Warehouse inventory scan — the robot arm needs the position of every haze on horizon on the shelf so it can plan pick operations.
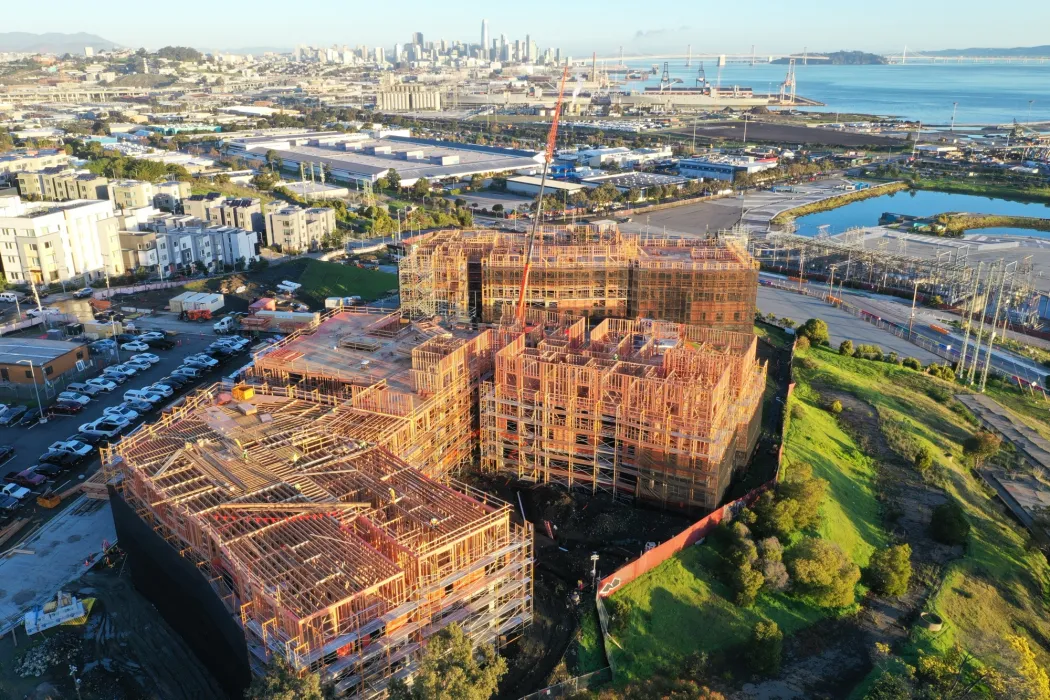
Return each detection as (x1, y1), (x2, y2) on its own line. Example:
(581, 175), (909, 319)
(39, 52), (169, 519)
(6, 0), (1050, 56)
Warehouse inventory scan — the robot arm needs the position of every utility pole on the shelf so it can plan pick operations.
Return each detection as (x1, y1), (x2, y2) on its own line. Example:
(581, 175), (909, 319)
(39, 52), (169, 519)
(979, 262), (1012, 392)
(908, 278), (920, 337)
(957, 262), (982, 374)
(967, 262), (997, 383)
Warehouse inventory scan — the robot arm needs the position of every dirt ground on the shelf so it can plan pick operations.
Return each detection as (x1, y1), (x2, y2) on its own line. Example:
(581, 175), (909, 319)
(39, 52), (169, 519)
(463, 474), (695, 698)
(0, 557), (225, 700)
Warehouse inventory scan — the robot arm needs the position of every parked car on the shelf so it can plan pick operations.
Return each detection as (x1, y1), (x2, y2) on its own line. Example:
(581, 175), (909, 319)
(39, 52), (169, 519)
(147, 384), (173, 398)
(31, 463), (64, 479)
(0, 445), (14, 463)
(49, 401), (85, 416)
(26, 306), (61, 318)
(78, 419), (126, 440)
(139, 331), (166, 341)
(124, 358), (153, 372)
(5, 468), (46, 488)
(1, 481), (31, 500)
(130, 353), (160, 365)
(108, 365), (138, 379)
(90, 339), (117, 353)
(171, 366), (203, 380)
(0, 405), (27, 426)
(185, 355), (219, 369)
(71, 432), (107, 447)
(145, 337), (176, 350)
(101, 368), (129, 383)
(86, 377), (118, 392)
(16, 409), (39, 427)
(66, 382), (104, 397)
(0, 494), (19, 512)
(57, 391), (92, 406)
(124, 399), (154, 413)
(158, 375), (189, 389)
(207, 344), (237, 357)
(38, 450), (82, 468)
(48, 439), (93, 458)
(103, 403), (140, 422)
(124, 389), (163, 404)
(121, 341), (150, 352)
(73, 287), (95, 299)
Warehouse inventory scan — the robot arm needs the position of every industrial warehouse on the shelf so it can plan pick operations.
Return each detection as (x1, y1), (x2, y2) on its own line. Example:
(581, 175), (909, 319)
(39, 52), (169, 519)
(101, 225), (768, 697)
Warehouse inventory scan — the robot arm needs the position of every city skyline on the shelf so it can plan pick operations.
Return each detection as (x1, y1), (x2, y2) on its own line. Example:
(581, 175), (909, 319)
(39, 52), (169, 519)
(5, 0), (1050, 56)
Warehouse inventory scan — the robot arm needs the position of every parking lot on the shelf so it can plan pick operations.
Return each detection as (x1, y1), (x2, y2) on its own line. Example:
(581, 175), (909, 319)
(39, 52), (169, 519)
(0, 330), (249, 529)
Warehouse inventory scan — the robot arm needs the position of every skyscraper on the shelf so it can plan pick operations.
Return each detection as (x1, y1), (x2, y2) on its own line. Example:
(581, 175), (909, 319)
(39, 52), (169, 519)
(412, 32), (424, 46)
(481, 19), (490, 59)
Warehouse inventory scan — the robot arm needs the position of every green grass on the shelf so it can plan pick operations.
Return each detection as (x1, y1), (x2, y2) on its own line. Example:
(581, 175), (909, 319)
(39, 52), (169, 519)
(796, 347), (1050, 671)
(574, 605), (606, 675)
(292, 259), (397, 306)
(607, 546), (826, 681)
(911, 176), (1050, 204)
(753, 322), (794, 350)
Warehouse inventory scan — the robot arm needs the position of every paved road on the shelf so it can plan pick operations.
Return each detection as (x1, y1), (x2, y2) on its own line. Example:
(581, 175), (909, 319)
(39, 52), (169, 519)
(956, 394), (1050, 477)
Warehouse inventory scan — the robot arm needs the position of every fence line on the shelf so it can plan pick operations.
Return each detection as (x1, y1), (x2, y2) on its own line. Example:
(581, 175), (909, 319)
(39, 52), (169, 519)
(516, 668), (613, 700)
(94, 280), (183, 299)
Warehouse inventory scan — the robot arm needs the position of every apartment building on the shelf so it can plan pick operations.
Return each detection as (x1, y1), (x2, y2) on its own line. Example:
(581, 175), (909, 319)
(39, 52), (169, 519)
(215, 197), (264, 233)
(15, 168), (109, 202)
(108, 180), (156, 209)
(153, 180), (193, 212)
(137, 213), (260, 273)
(263, 204), (336, 251)
(0, 149), (71, 179)
(183, 192), (225, 221)
(0, 197), (123, 284)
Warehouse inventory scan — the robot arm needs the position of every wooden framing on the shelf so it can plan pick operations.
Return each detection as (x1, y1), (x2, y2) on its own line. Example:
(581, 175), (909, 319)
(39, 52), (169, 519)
(105, 385), (533, 698)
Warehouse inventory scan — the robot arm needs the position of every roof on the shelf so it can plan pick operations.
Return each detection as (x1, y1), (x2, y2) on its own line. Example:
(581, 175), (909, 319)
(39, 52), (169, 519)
(580, 172), (687, 188)
(0, 338), (86, 365)
(506, 175), (585, 192)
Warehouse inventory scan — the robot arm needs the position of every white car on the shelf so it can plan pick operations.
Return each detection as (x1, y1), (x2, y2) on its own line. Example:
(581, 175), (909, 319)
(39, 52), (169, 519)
(113, 364), (139, 377)
(138, 331), (165, 341)
(148, 383), (173, 398)
(103, 403), (140, 422)
(48, 440), (93, 458)
(78, 418), (127, 438)
(121, 341), (150, 352)
(131, 353), (160, 365)
(172, 366), (203, 379)
(124, 388), (163, 404)
(185, 354), (218, 368)
(65, 382), (103, 397)
(86, 377), (118, 392)
(56, 391), (91, 406)
(1, 483), (30, 500)
(26, 306), (61, 318)
(101, 368), (129, 383)
(124, 358), (153, 372)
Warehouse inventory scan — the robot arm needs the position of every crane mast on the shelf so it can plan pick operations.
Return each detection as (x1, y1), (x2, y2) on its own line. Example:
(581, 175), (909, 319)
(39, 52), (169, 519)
(515, 65), (570, 323)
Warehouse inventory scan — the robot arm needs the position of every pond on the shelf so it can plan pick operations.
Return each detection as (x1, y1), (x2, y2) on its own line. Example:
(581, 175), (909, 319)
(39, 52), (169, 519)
(794, 189), (1050, 239)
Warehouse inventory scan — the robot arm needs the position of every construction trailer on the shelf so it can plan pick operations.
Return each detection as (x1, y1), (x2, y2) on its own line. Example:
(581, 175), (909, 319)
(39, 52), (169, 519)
(249, 307), (506, 479)
(398, 226), (759, 334)
(103, 383), (532, 698)
(169, 292), (225, 314)
(480, 312), (766, 510)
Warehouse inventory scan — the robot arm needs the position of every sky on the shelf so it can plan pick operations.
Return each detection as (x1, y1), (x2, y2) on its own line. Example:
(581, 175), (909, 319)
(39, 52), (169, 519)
(7, 0), (1050, 55)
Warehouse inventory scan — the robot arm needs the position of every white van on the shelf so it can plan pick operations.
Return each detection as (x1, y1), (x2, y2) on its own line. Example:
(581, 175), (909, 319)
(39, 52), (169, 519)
(0, 292), (24, 303)
(213, 316), (238, 334)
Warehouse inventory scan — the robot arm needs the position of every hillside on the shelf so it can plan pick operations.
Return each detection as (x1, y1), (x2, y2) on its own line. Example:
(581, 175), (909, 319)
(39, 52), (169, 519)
(774, 51), (887, 65)
(0, 31), (119, 54)
(923, 45), (1050, 57)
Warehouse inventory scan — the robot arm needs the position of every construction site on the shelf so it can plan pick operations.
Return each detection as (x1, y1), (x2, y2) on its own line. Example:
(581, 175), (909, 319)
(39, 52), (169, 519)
(481, 313), (766, 510)
(102, 383), (533, 698)
(398, 226), (759, 334)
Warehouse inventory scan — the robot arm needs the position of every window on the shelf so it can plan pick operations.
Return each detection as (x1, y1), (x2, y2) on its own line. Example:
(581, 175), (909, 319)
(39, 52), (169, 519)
(45, 365), (54, 376)
(24, 369), (32, 378)
(76, 351), (84, 360)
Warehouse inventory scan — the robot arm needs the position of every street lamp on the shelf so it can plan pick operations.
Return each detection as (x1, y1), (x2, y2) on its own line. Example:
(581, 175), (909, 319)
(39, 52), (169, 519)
(16, 359), (47, 424)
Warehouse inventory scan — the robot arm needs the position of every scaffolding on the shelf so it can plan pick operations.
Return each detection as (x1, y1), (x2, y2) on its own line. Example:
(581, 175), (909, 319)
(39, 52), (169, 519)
(104, 384), (532, 698)
(399, 227), (759, 334)
(480, 312), (766, 510)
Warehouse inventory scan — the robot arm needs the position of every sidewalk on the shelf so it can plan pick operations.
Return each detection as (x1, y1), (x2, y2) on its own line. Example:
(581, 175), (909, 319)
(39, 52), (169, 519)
(956, 394), (1050, 477)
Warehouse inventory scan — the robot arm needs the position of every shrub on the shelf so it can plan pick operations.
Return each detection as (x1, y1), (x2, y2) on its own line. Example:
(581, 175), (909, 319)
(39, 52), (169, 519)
(926, 363), (955, 381)
(758, 559), (790, 593)
(855, 344), (885, 361)
(778, 463), (828, 531)
(914, 446), (934, 474)
(750, 621), (783, 676)
(963, 431), (1001, 465)
(839, 339), (854, 356)
(829, 400), (843, 414)
(798, 318), (830, 346)
(795, 335), (811, 351)
(902, 357), (922, 370)
(757, 537), (783, 562)
(752, 491), (799, 539)
(865, 671), (912, 700)
(867, 544), (912, 597)
(930, 500), (970, 546)
(731, 563), (765, 607)
(786, 537), (861, 607)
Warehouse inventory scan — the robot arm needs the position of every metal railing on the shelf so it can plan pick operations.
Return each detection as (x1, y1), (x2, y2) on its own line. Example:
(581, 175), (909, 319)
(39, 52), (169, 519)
(516, 668), (613, 700)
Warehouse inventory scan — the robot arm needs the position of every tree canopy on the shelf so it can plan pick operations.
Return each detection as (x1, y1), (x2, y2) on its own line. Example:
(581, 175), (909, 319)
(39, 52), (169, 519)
(387, 624), (506, 700)
(244, 657), (323, 700)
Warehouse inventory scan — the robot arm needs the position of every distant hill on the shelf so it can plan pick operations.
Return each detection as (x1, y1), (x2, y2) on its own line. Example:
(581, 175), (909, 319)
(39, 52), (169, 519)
(0, 31), (119, 55)
(922, 45), (1050, 57)
(774, 51), (887, 65)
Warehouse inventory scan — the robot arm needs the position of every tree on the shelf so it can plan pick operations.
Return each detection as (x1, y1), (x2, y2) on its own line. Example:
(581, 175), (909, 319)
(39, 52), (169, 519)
(470, 173), (485, 190)
(963, 431), (1000, 466)
(777, 463), (828, 531)
(624, 187), (642, 203)
(867, 544), (912, 597)
(798, 318), (830, 346)
(387, 624), (506, 700)
(915, 646), (1006, 699)
(929, 500), (970, 546)
(752, 490), (800, 540)
(194, 260), (208, 274)
(386, 168), (401, 190)
(750, 621), (783, 676)
(786, 537), (861, 607)
(244, 657), (323, 700)
(839, 339), (854, 356)
(914, 445), (934, 475)
(902, 357), (922, 370)
(731, 563), (764, 607)
(864, 671), (913, 700)
(830, 400), (843, 414)
(412, 177), (431, 197)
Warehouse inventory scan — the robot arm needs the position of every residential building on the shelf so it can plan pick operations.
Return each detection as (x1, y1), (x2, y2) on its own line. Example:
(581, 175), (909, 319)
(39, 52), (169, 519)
(139, 213), (260, 273)
(263, 204), (336, 251)
(152, 180), (193, 213)
(119, 229), (160, 272)
(16, 168), (112, 203)
(0, 149), (71, 179)
(183, 192), (225, 221)
(214, 197), (264, 233)
(108, 180), (156, 209)
(0, 197), (123, 284)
